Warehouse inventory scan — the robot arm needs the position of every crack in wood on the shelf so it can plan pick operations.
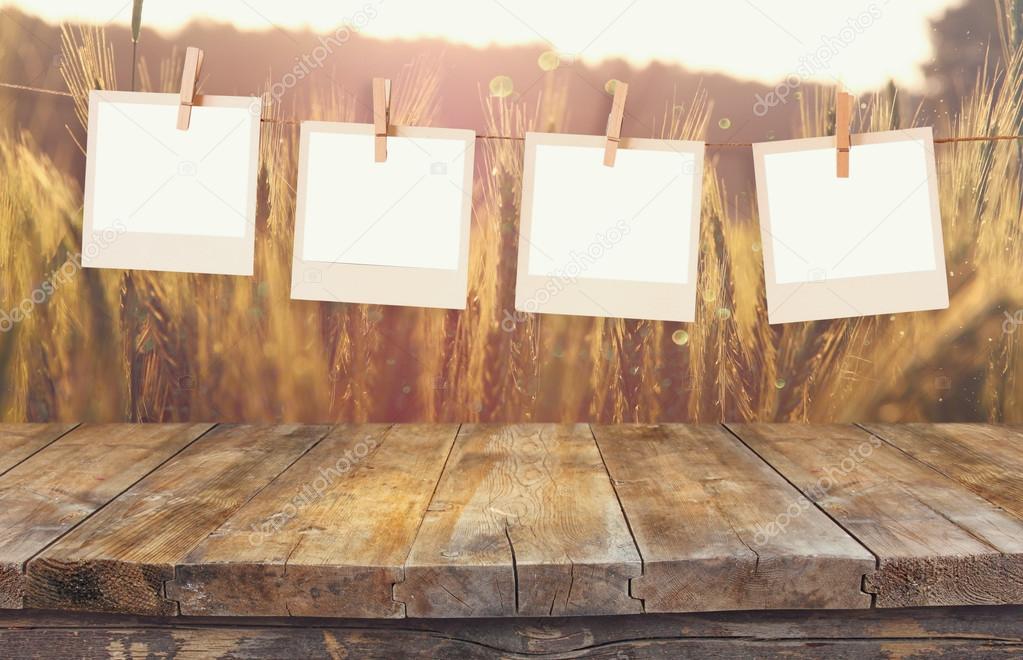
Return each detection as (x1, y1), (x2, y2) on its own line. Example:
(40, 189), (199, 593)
(590, 424), (647, 614)
(504, 522), (519, 614)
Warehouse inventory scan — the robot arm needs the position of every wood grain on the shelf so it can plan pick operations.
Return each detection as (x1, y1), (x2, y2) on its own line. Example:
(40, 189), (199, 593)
(169, 424), (457, 618)
(862, 424), (1023, 520)
(24, 424), (329, 615)
(593, 425), (873, 612)
(731, 423), (1023, 608)
(0, 424), (76, 475)
(3, 423), (1022, 620)
(395, 424), (642, 617)
(0, 424), (208, 609)
(1, 607), (1021, 659)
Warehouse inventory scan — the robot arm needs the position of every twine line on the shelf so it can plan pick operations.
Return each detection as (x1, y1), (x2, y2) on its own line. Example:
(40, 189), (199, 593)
(3, 81), (1022, 147)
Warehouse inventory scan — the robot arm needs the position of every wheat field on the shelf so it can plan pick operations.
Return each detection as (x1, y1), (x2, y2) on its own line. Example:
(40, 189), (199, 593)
(0, 17), (1021, 424)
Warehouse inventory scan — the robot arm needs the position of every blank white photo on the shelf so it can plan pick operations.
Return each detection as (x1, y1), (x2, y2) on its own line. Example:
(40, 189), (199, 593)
(83, 90), (261, 275)
(291, 122), (475, 310)
(516, 133), (704, 322)
(300, 133), (466, 270)
(753, 127), (948, 324)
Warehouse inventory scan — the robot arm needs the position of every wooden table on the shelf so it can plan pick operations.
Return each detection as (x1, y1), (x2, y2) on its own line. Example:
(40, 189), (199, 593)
(1, 423), (1021, 658)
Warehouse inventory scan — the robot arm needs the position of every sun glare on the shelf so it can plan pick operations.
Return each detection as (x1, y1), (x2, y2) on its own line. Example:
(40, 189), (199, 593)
(2, 0), (964, 90)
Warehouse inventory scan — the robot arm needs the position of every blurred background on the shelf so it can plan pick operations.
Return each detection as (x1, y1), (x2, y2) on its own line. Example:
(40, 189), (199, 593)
(0, 0), (1021, 423)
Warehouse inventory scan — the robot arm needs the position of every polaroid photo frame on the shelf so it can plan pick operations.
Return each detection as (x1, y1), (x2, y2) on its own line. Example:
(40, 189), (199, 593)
(516, 132), (705, 322)
(82, 90), (261, 275)
(753, 127), (948, 324)
(291, 121), (475, 310)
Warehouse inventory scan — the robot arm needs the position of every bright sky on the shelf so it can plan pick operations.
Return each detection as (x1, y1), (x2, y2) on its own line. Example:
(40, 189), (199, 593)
(3, 0), (964, 90)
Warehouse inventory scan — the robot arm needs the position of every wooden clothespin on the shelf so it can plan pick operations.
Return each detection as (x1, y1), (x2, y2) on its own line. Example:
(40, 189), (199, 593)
(176, 47), (204, 131)
(603, 81), (629, 167)
(836, 90), (853, 178)
(373, 78), (391, 162)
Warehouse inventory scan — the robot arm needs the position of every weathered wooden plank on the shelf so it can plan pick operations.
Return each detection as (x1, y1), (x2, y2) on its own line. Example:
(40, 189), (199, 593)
(395, 424), (642, 617)
(731, 423), (1023, 608)
(862, 424), (1023, 521)
(0, 424), (209, 609)
(168, 424), (457, 618)
(24, 424), (329, 615)
(5, 626), (1021, 659)
(1, 607), (1022, 659)
(0, 423), (77, 474)
(593, 425), (873, 612)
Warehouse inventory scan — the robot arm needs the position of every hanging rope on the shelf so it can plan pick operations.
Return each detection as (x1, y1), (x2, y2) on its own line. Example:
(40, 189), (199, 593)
(3, 81), (1022, 147)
